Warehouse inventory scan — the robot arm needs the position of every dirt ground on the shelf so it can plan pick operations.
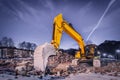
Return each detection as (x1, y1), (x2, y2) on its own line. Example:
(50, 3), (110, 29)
(0, 73), (119, 80)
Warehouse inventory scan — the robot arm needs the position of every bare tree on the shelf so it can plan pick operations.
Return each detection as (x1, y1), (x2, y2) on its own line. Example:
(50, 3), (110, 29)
(26, 42), (31, 50)
(8, 38), (14, 47)
(18, 41), (37, 50)
(31, 43), (37, 50)
(19, 41), (26, 49)
(1, 37), (8, 47)
(0, 37), (14, 47)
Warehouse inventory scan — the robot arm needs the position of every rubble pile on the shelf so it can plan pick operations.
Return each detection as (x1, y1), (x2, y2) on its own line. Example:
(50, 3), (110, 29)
(47, 50), (120, 77)
(48, 50), (74, 66)
(15, 59), (33, 76)
(0, 59), (15, 73)
(92, 62), (120, 77)
(47, 50), (90, 76)
(0, 58), (33, 75)
(0, 49), (120, 78)
(47, 51), (74, 68)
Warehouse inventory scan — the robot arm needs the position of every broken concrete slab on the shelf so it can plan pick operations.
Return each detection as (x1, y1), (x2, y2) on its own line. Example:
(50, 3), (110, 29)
(34, 43), (56, 72)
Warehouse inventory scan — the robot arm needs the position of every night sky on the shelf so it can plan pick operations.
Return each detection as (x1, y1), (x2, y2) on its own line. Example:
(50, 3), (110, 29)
(0, 0), (120, 49)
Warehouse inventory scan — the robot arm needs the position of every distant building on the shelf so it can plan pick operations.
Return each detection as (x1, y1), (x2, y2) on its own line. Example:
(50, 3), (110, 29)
(0, 47), (34, 58)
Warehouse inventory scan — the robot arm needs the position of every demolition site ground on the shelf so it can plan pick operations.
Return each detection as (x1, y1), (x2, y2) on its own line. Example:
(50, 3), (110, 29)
(0, 49), (120, 80)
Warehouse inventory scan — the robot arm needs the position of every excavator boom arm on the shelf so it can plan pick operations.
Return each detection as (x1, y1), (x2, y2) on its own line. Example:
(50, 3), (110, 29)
(51, 14), (85, 57)
(51, 14), (64, 49)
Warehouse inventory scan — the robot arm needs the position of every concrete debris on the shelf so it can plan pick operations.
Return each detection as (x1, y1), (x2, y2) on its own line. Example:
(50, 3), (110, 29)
(0, 58), (33, 76)
(0, 48), (120, 78)
(92, 62), (120, 76)
(47, 50), (120, 77)
(34, 43), (56, 72)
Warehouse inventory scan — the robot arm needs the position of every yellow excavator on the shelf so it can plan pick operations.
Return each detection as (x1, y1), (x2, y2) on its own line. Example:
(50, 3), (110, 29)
(51, 13), (97, 60)
(34, 13), (99, 72)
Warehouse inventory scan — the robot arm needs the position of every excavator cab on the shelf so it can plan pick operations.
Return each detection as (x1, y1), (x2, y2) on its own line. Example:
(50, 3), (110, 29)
(85, 44), (97, 59)
(75, 44), (98, 59)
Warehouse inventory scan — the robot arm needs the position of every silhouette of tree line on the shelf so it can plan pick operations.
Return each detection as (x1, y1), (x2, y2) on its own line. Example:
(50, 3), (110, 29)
(0, 37), (37, 50)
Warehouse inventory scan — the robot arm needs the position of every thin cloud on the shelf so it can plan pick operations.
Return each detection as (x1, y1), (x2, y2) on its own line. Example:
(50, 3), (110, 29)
(0, 0), (120, 49)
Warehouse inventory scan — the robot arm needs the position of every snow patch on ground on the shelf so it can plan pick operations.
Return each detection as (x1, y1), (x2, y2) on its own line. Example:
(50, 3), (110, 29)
(0, 73), (119, 80)
(65, 73), (120, 80)
(0, 74), (39, 80)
